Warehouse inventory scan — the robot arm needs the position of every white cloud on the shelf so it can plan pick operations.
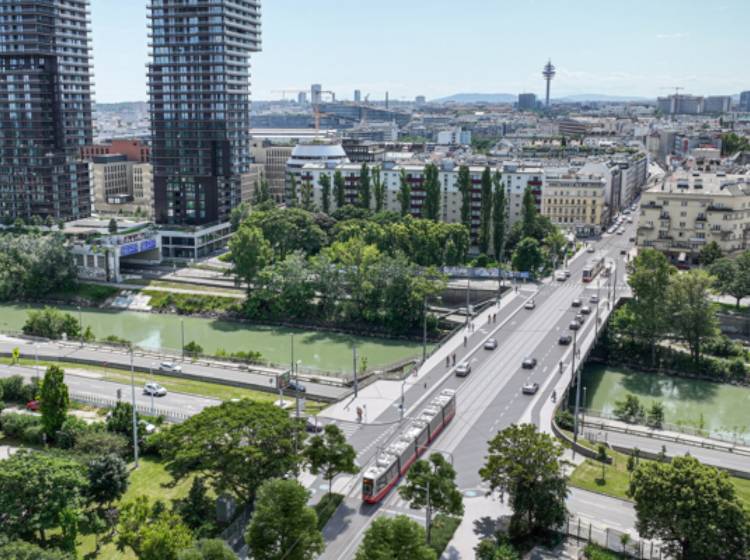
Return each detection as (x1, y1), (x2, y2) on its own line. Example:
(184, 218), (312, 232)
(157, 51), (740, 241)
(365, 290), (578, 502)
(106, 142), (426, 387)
(656, 32), (688, 40)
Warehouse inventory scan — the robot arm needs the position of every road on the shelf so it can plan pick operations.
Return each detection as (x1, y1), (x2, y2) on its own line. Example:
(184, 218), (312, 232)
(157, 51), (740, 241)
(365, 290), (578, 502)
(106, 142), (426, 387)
(317, 218), (639, 559)
(0, 336), (348, 401)
(0, 364), (218, 417)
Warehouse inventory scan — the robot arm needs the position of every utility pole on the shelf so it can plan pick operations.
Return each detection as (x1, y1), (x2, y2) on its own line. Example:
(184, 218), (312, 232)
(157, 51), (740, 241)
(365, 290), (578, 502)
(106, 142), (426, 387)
(572, 328), (581, 459)
(465, 278), (471, 328)
(180, 318), (185, 361)
(130, 349), (139, 468)
(352, 344), (358, 398)
(400, 380), (406, 421)
(78, 306), (83, 347)
(295, 359), (302, 420)
(422, 294), (428, 364)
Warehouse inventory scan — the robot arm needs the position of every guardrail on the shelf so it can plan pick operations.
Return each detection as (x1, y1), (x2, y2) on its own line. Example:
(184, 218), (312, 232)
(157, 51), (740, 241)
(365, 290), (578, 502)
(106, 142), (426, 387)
(70, 391), (190, 424)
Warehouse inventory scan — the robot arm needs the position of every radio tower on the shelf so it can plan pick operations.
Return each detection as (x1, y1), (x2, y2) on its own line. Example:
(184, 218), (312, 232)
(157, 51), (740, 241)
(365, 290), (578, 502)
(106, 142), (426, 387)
(543, 59), (556, 108)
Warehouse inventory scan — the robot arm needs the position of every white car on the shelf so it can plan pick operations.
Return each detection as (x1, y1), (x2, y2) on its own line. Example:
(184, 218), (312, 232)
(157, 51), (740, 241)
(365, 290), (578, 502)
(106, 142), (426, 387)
(484, 338), (498, 350)
(159, 361), (182, 373)
(455, 362), (472, 377)
(524, 299), (536, 309)
(586, 245), (595, 253)
(522, 382), (540, 395)
(143, 382), (167, 397)
(555, 272), (566, 282)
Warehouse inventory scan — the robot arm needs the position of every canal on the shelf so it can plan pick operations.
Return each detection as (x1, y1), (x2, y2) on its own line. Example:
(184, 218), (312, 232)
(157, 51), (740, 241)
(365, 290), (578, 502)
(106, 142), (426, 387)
(580, 363), (750, 444)
(0, 303), (427, 374)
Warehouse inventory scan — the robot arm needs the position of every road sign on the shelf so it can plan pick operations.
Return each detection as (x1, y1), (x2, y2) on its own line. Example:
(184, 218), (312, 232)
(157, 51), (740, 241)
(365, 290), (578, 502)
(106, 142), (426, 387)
(275, 369), (291, 390)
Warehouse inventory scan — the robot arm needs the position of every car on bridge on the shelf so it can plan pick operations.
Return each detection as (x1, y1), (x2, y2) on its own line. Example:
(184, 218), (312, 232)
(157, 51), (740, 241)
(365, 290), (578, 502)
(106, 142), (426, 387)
(287, 379), (306, 393)
(581, 305), (592, 315)
(524, 299), (536, 309)
(569, 320), (581, 331)
(572, 298), (582, 307)
(575, 312), (585, 324)
(483, 338), (498, 350)
(590, 295), (600, 304)
(522, 357), (537, 369)
(143, 382), (167, 397)
(522, 382), (539, 395)
(558, 334), (572, 345)
(159, 361), (182, 373)
(455, 362), (472, 377)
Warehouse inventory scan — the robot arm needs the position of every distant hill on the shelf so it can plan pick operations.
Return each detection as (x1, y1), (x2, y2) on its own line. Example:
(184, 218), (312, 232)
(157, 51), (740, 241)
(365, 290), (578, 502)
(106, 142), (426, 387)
(554, 94), (653, 103)
(432, 93), (517, 104)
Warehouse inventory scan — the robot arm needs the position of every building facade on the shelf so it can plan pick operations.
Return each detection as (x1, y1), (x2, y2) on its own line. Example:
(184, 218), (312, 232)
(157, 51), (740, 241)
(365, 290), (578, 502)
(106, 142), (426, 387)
(638, 172), (750, 265)
(82, 139), (151, 163)
(91, 156), (154, 218)
(0, 0), (94, 222)
(541, 172), (607, 236)
(147, 0), (261, 225)
(740, 91), (750, 112)
(517, 93), (537, 111)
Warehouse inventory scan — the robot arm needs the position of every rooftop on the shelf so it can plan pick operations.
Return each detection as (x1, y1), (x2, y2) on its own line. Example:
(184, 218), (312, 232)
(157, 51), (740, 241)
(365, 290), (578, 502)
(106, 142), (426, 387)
(649, 171), (750, 196)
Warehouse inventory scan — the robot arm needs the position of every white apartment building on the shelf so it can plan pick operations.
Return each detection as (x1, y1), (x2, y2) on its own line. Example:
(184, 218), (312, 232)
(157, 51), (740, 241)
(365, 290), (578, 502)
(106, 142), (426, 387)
(638, 171), (750, 266)
(541, 172), (608, 236)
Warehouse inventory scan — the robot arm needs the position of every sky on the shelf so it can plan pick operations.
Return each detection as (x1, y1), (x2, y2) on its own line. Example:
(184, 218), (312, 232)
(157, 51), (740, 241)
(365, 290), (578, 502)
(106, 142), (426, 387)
(91, 0), (750, 103)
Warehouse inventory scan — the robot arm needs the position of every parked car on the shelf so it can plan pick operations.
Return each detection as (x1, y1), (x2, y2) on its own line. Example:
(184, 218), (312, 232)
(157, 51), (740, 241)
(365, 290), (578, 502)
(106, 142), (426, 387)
(455, 362), (472, 377)
(287, 379), (306, 393)
(522, 383), (540, 395)
(484, 338), (498, 350)
(25, 400), (40, 412)
(620, 249), (627, 255)
(617, 228), (625, 235)
(569, 321), (581, 331)
(524, 299), (536, 309)
(143, 382), (167, 397)
(159, 361), (182, 373)
(558, 334), (572, 345)
(522, 357), (537, 369)
(581, 305), (592, 315)
(572, 298), (582, 308)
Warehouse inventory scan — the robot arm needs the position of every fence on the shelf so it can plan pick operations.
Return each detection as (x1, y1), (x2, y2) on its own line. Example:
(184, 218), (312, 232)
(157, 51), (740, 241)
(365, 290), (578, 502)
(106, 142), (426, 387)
(564, 515), (666, 559)
(70, 391), (190, 424)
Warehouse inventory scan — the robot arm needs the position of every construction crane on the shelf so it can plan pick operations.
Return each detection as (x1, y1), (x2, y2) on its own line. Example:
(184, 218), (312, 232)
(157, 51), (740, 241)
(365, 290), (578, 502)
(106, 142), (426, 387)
(313, 91), (336, 130)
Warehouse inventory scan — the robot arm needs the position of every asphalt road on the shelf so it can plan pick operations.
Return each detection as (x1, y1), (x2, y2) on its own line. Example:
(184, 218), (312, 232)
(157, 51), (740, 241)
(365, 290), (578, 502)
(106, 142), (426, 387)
(318, 219), (640, 560)
(0, 337), (348, 401)
(0, 364), (218, 417)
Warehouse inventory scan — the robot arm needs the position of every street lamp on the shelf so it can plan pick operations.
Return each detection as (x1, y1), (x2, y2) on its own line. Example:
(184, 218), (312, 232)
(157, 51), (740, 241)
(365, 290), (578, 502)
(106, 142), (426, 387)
(295, 359), (302, 420)
(149, 362), (156, 415)
(465, 278), (471, 328)
(421, 295), (428, 364)
(77, 306), (83, 347)
(180, 319), (185, 361)
(352, 343), (358, 398)
(129, 349), (140, 468)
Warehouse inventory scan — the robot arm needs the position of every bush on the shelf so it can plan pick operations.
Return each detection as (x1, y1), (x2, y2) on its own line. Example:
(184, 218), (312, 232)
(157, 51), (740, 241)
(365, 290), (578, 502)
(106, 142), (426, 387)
(73, 430), (129, 459)
(613, 395), (645, 424)
(555, 409), (575, 431)
(22, 307), (80, 340)
(0, 413), (41, 439)
(56, 416), (96, 449)
(0, 375), (26, 402)
(584, 543), (625, 559)
(22, 424), (45, 445)
(314, 493), (343, 530)
(183, 341), (204, 355)
(101, 334), (132, 348)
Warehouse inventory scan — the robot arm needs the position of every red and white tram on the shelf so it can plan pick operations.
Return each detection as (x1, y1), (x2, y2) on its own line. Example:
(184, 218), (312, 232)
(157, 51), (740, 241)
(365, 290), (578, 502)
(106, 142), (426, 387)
(361, 389), (456, 504)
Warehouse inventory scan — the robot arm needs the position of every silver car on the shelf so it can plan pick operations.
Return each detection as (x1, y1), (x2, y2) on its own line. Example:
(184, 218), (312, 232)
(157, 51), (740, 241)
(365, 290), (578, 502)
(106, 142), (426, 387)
(159, 361), (182, 373)
(143, 382), (167, 397)
(455, 362), (472, 377)
(484, 338), (498, 350)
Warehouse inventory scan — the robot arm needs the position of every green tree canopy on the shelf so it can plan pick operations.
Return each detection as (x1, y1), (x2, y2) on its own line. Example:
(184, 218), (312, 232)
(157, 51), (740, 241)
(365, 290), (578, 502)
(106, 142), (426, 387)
(304, 423), (358, 495)
(0, 451), (87, 543)
(245, 479), (324, 560)
(398, 169), (412, 217)
(319, 173), (332, 214)
(39, 364), (69, 437)
(698, 240), (722, 266)
(177, 539), (238, 560)
(511, 237), (544, 276)
(0, 540), (73, 560)
(116, 496), (194, 560)
(629, 455), (750, 560)
(492, 172), (507, 261)
(478, 167), (493, 254)
(157, 400), (303, 504)
(479, 424), (568, 538)
(358, 163), (371, 209)
(667, 268), (719, 363)
(422, 163), (441, 221)
(457, 165), (472, 228)
(228, 224), (272, 288)
(354, 515), (436, 560)
(87, 453), (129, 510)
(333, 169), (346, 209)
(710, 253), (750, 309)
(22, 307), (80, 340)
(372, 166), (385, 212)
(244, 207), (327, 261)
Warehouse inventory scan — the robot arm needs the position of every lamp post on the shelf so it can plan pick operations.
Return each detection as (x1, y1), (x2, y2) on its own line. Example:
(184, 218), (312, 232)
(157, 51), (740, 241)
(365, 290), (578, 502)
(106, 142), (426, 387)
(572, 328), (582, 458)
(422, 295), (428, 364)
(180, 319), (185, 361)
(465, 278), (471, 328)
(77, 306), (83, 347)
(130, 349), (139, 468)
(352, 344), (358, 398)
(295, 359), (302, 420)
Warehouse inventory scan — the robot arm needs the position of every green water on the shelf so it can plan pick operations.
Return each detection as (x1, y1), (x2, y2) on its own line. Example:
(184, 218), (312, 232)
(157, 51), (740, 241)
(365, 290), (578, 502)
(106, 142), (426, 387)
(0, 303), (426, 374)
(580, 364), (750, 443)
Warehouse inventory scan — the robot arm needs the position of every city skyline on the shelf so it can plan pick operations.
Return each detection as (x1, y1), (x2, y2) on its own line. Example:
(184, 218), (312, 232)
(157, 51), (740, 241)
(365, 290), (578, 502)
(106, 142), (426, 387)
(92, 0), (750, 103)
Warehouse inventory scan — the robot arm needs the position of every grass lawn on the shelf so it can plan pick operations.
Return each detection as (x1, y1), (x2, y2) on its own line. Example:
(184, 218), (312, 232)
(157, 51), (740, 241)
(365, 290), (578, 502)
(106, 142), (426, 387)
(125, 278), (244, 297)
(568, 444), (750, 512)
(77, 457), (195, 559)
(4, 357), (327, 415)
(583, 543), (626, 559)
(430, 514), (462, 557)
(49, 283), (121, 305)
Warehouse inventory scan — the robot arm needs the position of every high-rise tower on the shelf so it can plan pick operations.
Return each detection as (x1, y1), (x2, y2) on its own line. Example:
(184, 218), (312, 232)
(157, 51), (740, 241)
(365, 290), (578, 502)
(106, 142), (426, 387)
(0, 0), (94, 222)
(543, 59), (556, 108)
(148, 0), (262, 225)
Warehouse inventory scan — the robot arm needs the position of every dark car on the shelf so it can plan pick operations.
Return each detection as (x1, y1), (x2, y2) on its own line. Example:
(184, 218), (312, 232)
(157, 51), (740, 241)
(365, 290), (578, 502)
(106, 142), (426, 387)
(484, 338), (498, 350)
(25, 400), (40, 412)
(305, 417), (324, 433)
(558, 334), (572, 345)
(522, 357), (537, 369)
(581, 305), (592, 315)
(287, 380), (306, 393)
(572, 298), (582, 308)
(569, 321), (581, 331)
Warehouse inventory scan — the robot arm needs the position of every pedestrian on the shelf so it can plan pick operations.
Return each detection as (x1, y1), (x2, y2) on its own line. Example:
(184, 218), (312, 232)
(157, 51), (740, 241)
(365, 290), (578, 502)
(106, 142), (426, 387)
(493, 313), (496, 323)
(452, 353), (456, 365)
(487, 315), (491, 324)
(463, 336), (467, 347)
(423, 382), (427, 390)
(445, 356), (450, 367)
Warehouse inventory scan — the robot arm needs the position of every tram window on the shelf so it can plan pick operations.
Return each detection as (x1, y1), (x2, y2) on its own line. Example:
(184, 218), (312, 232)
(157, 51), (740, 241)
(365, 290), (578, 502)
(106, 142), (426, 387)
(363, 478), (374, 496)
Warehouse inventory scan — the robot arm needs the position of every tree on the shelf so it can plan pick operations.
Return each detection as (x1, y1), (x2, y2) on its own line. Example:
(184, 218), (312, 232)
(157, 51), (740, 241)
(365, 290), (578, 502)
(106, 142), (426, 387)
(492, 173), (507, 261)
(245, 479), (324, 560)
(301, 180), (315, 212)
(288, 173), (298, 207)
(106, 401), (142, 450)
(629, 455), (750, 560)
(699, 240), (722, 266)
(117, 496), (194, 560)
(157, 400), (303, 504)
(87, 453), (129, 510)
(372, 166), (385, 212)
(625, 248), (674, 365)
(511, 237), (543, 276)
(457, 165), (472, 229)
(229, 224), (272, 289)
(646, 401), (665, 429)
(358, 163), (371, 209)
(667, 269), (719, 363)
(422, 163), (441, 221)
(354, 515), (436, 560)
(613, 394), (645, 423)
(178, 539), (238, 560)
(596, 444), (608, 482)
(304, 424), (358, 495)
(108, 218), (118, 234)
(478, 167), (493, 254)
(399, 453), (464, 544)
(720, 132), (750, 156)
(245, 207), (327, 261)
(521, 186), (538, 238)
(544, 229), (567, 269)
(476, 538), (519, 560)
(0, 451), (87, 543)
(253, 175), (271, 205)
(479, 424), (568, 538)
(174, 477), (216, 537)
(22, 307), (80, 340)
(710, 253), (750, 309)
(333, 169), (346, 209)
(0, 541), (73, 559)
(39, 364), (69, 438)
(398, 169), (412, 217)
(319, 173), (332, 214)
(229, 201), (251, 231)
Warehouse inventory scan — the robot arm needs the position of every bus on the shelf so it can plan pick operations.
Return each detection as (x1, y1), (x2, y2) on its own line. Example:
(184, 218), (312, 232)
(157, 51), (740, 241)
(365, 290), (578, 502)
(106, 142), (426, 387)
(582, 257), (605, 283)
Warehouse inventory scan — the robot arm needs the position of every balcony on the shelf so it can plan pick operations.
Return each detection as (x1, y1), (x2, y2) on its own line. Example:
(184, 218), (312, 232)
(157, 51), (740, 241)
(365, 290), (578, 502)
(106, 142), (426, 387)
(707, 205), (732, 213)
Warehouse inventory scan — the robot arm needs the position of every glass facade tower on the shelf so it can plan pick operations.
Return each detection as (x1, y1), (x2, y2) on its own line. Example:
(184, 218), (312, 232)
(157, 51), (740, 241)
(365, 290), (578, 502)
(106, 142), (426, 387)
(148, 0), (261, 225)
(0, 0), (93, 222)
